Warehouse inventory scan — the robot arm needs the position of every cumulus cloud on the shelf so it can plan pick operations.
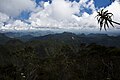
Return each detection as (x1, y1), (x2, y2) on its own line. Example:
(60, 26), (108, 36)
(94, 0), (120, 31)
(0, 12), (9, 22)
(29, 0), (99, 31)
(0, 0), (120, 33)
(1, 20), (30, 31)
(51, 0), (80, 20)
(0, 12), (9, 27)
(79, 0), (95, 12)
(0, 0), (36, 17)
(105, 1), (120, 28)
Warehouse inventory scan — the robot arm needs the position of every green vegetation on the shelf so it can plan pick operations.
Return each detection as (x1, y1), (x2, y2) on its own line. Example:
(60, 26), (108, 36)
(0, 38), (120, 80)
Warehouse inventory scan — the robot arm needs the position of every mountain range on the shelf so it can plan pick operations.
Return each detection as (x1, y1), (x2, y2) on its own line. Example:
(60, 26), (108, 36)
(0, 32), (120, 47)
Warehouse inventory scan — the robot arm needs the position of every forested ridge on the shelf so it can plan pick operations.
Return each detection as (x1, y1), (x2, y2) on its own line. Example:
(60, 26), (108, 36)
(0, 32), (120, 80)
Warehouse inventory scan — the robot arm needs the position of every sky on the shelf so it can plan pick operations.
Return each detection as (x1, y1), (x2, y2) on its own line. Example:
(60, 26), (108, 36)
(0, 0), (120, 33)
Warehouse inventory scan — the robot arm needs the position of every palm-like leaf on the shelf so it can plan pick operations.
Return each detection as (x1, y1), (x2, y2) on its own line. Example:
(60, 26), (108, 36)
(96, 9), (120, 30)
(96, 9), (114, 30)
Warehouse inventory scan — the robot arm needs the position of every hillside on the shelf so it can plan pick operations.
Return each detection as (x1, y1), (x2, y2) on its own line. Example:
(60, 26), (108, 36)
(0, 32), (120, 47)
(29, 32), (120, 47)
(0, 33), (11, 45)
(0, 33), (120, 80)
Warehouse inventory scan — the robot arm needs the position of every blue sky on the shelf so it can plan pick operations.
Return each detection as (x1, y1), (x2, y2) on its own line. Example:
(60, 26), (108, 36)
(19, 0), (113, 20)
(35, 0), (112, 6)
(0, 0), (119, 33)
(94, 0), (112, 8)
(35, 0), (113, 8)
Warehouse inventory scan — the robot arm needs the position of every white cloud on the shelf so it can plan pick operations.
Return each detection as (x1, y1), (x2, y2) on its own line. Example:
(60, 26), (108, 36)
(0, 12), (9, 22)
(105, 1), (120, 24)
(1, 20), (30, 31)
(0, 0), (120, 33)
(98, 0), (120, 30)
(51, 0), (80, 20)
(79, 0), (95, 12)
(0, 0), (36, 17)
(0, 12), (9, 28)
(29, 0), (98, 31)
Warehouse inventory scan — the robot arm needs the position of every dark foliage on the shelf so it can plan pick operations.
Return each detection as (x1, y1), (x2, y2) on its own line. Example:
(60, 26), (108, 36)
(0, 36), (120, 80)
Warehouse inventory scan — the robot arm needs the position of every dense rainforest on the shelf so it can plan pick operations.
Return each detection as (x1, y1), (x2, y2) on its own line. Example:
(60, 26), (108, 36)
(0, 32), (120, 80)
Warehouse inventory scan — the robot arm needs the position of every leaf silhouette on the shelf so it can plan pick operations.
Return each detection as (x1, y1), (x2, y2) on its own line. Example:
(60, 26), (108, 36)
(96, 9), (120, 30)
